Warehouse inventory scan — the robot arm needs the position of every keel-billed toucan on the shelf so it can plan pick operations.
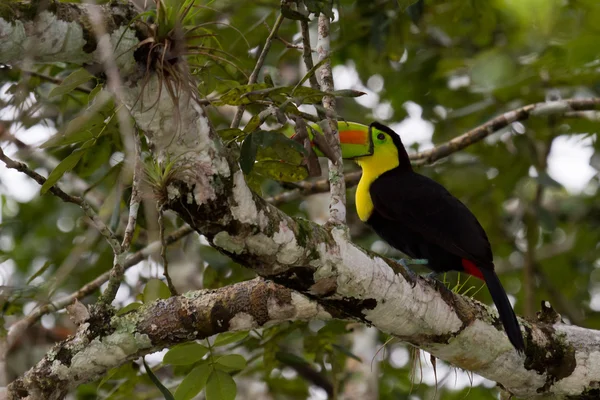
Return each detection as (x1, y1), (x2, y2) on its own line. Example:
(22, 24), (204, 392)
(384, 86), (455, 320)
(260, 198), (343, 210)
(310, 121), (525, 352)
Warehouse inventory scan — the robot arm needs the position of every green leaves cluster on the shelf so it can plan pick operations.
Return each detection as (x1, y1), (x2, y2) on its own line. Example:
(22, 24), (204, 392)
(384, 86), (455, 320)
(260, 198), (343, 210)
(36, 70), (121, 195)
(150, 331), (250, 400)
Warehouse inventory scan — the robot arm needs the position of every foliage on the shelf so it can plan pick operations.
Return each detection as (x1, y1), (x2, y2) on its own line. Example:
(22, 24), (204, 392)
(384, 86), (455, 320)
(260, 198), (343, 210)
(1, 0), (600, 398)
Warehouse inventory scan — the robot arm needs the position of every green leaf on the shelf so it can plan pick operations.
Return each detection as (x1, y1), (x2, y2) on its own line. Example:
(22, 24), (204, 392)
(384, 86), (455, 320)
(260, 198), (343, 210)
(239, 133), (258, 174)
(174, 363), (212, 400)
(289, 86), (328, 104)
(215, 83), (269, 105)
(396, 0), (421, 11)
(142, 279), (171, 303)
(215, 354), (246, 371)
(77, 138), (112, 178)
(116, 302), (142, 316)
(88, 83), (103, 102)
(98, 363), (136, 391)
(41, 92), (114, 148)
(40, 146), (88, 194)
(202, 265), (219, 289)
(40, 115), (97, 148)
(143, 358), (175, 400)
(213, 331), (249, 347)
(292, 57), (329, 95)
(49, 68), (94, 98)
(253, 161), (308, 182)
(255, 130), (307, 164)
(164, 342), (209, 365)
(26, 261), (52, 284)
(243, 114), (262, 134)
(332, 344), (363, 362)
(205, 370), (236, 400)
(330, 89), (366, 98)
(217, 128), (244, 141)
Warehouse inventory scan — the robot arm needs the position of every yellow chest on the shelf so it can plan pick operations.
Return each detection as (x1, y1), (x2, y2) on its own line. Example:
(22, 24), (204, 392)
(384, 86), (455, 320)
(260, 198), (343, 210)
(355, 149), (400, 222)
(356, 174), (375, 222)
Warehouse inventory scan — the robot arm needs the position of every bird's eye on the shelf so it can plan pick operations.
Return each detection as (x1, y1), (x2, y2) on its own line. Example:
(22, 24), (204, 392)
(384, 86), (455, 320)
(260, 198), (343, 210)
(377, 133), (385, 141)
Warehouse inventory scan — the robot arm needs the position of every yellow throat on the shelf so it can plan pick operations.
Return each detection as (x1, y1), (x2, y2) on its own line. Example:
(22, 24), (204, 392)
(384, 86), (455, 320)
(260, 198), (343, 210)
(355, 143), (400, 221)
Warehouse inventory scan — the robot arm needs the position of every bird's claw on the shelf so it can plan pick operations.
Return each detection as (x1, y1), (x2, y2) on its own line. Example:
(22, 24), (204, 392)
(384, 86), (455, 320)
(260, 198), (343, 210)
(396, 258), (429, 288)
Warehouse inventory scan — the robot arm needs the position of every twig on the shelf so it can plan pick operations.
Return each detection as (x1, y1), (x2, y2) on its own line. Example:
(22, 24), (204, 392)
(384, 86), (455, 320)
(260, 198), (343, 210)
(98, 132), (144, 304)
(300, 20), (320, 90)
(230, 13), (285, 129)
(22, 69), (93, 94)
(0, 147), (122, 254)
(2, 135), (104, 208)
(121, 132), (143, 251)
(20, 225), (194, 327)
(275, 35), (307, 51)
(159, 206), (178, 296)
(317, 13), (345, 225)
(411, 98), (600, 166)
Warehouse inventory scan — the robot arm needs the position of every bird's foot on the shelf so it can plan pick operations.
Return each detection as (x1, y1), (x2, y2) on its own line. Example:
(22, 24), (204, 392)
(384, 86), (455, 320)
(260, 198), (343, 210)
(397, 258), (429, 268)
(426, 271), (440, 280)
(425, 271), (445, 286)
(396, 258), (429, 288)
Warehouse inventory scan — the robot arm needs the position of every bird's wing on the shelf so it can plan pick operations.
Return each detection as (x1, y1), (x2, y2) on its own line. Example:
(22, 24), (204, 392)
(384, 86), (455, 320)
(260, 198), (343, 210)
(370, 171), (493, 265)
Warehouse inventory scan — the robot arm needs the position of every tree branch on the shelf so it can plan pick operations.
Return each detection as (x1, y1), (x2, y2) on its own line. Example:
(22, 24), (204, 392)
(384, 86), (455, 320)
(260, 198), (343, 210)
(8, 278), (329, 400)
(317, 13), (346, 225)
(411, 98), (600, 165)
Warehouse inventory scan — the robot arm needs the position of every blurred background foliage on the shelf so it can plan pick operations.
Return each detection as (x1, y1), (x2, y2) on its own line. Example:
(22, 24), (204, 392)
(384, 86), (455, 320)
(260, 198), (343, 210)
(1, 0), (599, 398)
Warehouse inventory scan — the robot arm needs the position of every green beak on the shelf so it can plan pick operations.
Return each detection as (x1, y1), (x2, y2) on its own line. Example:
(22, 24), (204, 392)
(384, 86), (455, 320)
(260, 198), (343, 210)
(336, 122), (374, 159)
(289, 121), (374, 159)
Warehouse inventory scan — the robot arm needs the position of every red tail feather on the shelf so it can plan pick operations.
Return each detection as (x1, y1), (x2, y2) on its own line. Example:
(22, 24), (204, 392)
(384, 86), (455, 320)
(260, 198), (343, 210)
(461, 258), (484, 280)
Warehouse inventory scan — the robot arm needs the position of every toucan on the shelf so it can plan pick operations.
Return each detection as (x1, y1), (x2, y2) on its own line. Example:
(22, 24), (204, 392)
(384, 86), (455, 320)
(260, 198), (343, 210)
(313, 121), (525, 352)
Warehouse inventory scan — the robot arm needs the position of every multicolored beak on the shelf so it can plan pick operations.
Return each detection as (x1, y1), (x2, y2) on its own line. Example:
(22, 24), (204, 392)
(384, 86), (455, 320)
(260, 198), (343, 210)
(288, 122), (374, 159)
(337, 122), (374, 159)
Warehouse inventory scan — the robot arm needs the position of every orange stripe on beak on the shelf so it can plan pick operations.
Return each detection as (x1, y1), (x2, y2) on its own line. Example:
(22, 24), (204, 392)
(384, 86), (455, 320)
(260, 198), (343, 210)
(339, 130), (368, 145)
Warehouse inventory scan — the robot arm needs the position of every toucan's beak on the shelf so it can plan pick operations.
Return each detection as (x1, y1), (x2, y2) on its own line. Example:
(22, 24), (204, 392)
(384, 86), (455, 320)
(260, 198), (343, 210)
(338, 123), (374, 159)
(288, 122), (374, 160)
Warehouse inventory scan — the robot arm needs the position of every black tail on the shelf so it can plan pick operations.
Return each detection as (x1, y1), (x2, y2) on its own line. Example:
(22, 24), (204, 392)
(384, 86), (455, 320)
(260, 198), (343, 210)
(480, 268), (525, 352)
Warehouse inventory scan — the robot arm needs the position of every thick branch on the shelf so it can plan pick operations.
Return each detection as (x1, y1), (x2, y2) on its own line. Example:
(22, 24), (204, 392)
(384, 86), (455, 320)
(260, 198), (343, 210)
(8, 279), (328, 400)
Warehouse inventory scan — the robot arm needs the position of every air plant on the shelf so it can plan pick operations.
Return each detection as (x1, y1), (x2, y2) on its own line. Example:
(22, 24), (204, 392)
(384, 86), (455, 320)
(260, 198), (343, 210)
(132, 0), (247, 128)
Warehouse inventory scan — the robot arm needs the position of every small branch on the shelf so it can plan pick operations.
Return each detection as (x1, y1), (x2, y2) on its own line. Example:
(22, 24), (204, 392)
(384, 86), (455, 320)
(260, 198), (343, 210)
(0, 147), (122, 254)
(230, 13), (285, 129)
(22, 69), (92, 94)
(98, 132), (144, 304)
(11, 225), (194, 336)
(121, 132), (143, 251)
(158, 206), (178, 296)
(411, 98), (600, 166)
(2, 135), (104, 208)
(275, 35), (308, 51)
(300, 20), (320, 90)
(317, 13), (346, 225)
